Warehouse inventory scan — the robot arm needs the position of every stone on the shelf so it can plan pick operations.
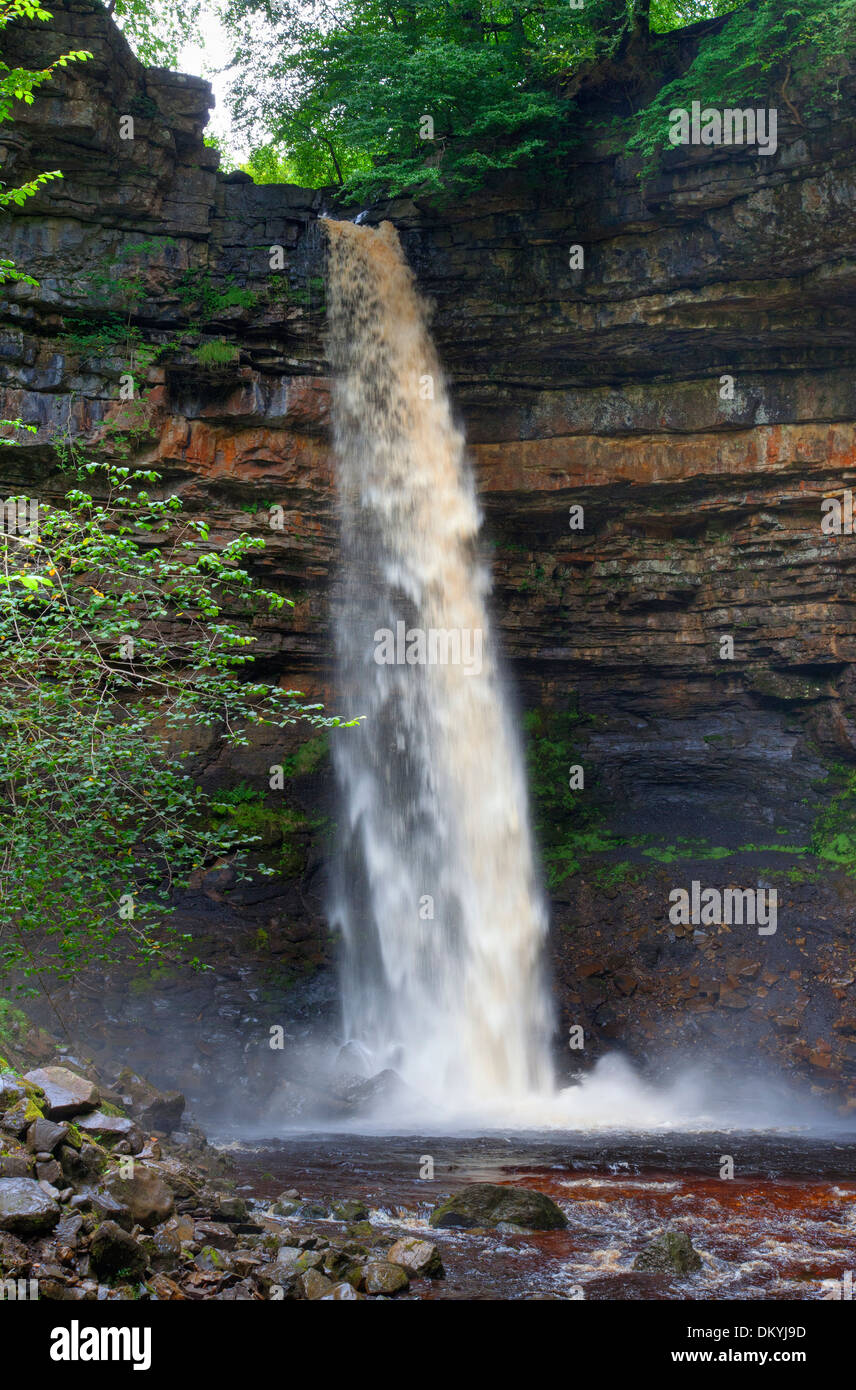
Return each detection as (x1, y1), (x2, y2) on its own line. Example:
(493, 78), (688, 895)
(35, 1158), (62, 1185)
(321, 1281), (362, 1300)
(194, 1221), (237, 1250)
(429, 1183), (567, 1231)
(0, 1154), (31, 1179)
(115, 1070), (185, 1134)
(195, 1245), (230, 1272)
(331, 1198), (369, 1222)
(633, 1230), (703, 1275)
(89, 1220), (148, 1279)
(300, 1267), (334, 1299)
(58, 1143), (102, 1184)
(23, 1067), (99, 1118)
(0, 1073), (26, 1110)
(0, 1177), (60, 1234)
(217, 1195), (248, 1222)
(26, 1118), (68, 1153)
(0, 1100), (37, 1139)
(76, 1112), (144, 1153)
(387, 1236), (444, 1278)
(103, 1166), (174, 1230)
(363, 1260), (410, 1295)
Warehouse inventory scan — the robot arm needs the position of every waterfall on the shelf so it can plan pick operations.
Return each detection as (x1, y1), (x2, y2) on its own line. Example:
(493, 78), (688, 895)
(324, 218), (554, 1116)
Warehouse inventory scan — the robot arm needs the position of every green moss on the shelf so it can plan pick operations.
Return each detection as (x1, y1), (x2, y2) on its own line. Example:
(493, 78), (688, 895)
(811, 763), (856, 874)
(194, 339), (240, 366)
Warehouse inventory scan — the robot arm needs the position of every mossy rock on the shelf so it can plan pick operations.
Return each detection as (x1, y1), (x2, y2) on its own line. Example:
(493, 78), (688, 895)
(633, 1230), (703, 1275)
(429, 1183), (567, 1231)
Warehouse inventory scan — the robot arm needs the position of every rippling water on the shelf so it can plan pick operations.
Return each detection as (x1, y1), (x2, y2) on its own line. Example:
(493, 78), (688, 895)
(226, 1130), (856, 1300)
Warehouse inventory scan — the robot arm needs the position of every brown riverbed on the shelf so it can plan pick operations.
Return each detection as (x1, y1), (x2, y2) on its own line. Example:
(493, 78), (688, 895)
(225, 1130), (856, 1300)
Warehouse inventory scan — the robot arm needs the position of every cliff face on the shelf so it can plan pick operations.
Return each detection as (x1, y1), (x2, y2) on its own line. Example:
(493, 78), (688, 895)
(4, 1), (856, 1112)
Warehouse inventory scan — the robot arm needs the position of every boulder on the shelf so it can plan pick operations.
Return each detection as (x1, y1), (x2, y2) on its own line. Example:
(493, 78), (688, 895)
(23, 1067), (99, 1118)
(0, 1177), (60, 1234)
(26, 1118), (68, 1154)
(89, 1220), (148, 1279)
(330, 1198), (369, 1222)
(0, 1073), (25, 1110)
(321, 1281), (362, 1299)
(387, 1236), (444, 1277)
(633, 1230), (703, 1275)
(329, 1068), (409, 1116)
(115, 1069), (185, 1134)
(429, 1183), (567, 1231)
(0, 1099), (39, 1139)
(363, 1260), (410, 1295)
(301, 1267), (334, 1299)
(194, 1221), (237, 1251)
(0, 1154), (31, 1179)
(76, 1112), (144, 1153)
(103, 1166), (174, 1230)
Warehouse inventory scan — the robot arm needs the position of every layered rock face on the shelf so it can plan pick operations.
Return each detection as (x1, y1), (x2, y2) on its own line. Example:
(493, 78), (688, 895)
(3, 1), (856, 1110)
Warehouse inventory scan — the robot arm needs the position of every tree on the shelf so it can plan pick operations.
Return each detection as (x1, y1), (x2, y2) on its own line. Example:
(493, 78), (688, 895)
(219, 0), (856, 201)
(108, 0), (202, 69)
(0, 454), (351, 991)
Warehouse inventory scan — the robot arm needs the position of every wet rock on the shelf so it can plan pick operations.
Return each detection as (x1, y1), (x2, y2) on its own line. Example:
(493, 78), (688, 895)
(387, 1236), (444, 1278)
(0, 1231), (29, 1274)
(217, 1195), (248, 1223)
(89, 1220), (148, 1280)
(329, 1068), (409, 1115)
(301, 1267), (334, 1299)
(0, 1153), (31, 1179)
(23, 1067), (99, 1118)
(195, 1245), (231, 1272)
(194, 1221), (237, 1251)
(58, 1143), (102, 1184)
(27, 1118), (68, 1154)
(0, 1073), (26, 1110)
(0, 1100), (38, 1139)
(115, 1070), (185, 1134)
(35, 1158), (62, 1185)
(429, 1183), (567, 1231)
(322, 1281), (362, 1300)
(271, 1197), (300, 1216)
(82, 1187), (133, 1230)
(76, 1112), (144, 1153)
(233, 1250), (263, 1277)
(331, 1198), (369, 1222)
(0, 1177), (60, 1234)
(633, 1230), (703, 1275)
(103, 1165), (174, 1230)
(363, 1260), (409, 1295)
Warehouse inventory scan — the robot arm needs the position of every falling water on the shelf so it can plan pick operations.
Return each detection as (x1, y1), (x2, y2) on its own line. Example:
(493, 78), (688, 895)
(324, 218), (554, 1115)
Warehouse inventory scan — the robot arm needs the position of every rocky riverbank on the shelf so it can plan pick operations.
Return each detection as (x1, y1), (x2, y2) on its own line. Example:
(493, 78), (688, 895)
(0, 1020), (475, 1300)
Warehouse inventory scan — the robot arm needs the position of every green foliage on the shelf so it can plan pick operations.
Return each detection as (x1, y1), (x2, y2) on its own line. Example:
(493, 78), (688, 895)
(220, 1), (856, 201)
(0, 456), (357, 990)
(811, 765), (856, 873)
(222, 1), (800, 202)
(194, 338), (240, 366)
(630, 0), (856, 170)
(110, 0), (201, 68)
(175, 268), (258, 316)
(523, 705), (616, 885)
